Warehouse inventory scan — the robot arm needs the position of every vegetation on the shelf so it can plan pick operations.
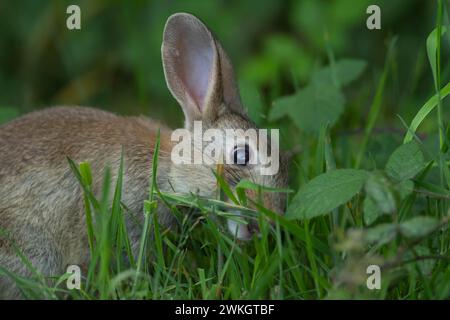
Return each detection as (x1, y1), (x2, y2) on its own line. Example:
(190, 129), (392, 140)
(0, 0), (449, 299)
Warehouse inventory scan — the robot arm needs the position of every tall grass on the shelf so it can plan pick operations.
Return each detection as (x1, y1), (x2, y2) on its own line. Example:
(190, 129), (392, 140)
(3, 128), (448, 299)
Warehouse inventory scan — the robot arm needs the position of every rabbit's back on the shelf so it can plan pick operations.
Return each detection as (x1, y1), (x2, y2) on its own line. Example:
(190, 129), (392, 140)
(0, 105), (174, 231)
(0, 107), (171, 173)
(0, 107), (173, 297)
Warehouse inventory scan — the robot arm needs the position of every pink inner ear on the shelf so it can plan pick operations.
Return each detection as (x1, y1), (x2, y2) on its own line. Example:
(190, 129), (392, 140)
(178, 30), (215, 111)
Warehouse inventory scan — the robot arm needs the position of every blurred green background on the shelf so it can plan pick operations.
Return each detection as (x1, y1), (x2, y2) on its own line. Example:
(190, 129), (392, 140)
(0, 0), (447, 143)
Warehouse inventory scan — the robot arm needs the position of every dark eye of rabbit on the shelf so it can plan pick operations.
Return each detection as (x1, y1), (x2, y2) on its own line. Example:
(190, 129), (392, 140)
(233, 144), (250, 165)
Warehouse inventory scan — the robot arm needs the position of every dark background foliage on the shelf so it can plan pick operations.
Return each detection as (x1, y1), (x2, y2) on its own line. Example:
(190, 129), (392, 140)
(0, 0), (446, 130)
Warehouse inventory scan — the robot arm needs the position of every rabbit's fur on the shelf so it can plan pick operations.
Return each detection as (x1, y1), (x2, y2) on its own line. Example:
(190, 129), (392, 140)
(0, 13), (288, 299)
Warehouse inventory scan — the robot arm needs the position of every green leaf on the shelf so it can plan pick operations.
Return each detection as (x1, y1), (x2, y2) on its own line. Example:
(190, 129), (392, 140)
(399, 216), (440, 239)
(270, 82), (345, 132)
(143, 200), (158, 214)
(363, 171), (413, 226)
(286, 169), (369, 220)
(385, 142), (425, 181)
(79, 162), (93, 186)
(426, 27), (447, 89)
(269, 58), (365, 132)
(364, 171), (396, 214)
(396, 179), (415, 200)
(415, 179), (450, 198)
(363, 196), (382, 225)
(214, 170), (240, 205)
(364, 223), (397, 245)
(269, 94), (295, 121)
(405, 246), (436, 275)
(239, 80), (265, 126)
(311, 59), (367, 87)
(403, 82), (450, 143)
(235, 179), (294, 193)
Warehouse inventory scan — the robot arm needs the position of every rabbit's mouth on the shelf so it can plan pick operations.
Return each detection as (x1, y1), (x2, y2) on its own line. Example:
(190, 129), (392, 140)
(226, 211), (260, 240)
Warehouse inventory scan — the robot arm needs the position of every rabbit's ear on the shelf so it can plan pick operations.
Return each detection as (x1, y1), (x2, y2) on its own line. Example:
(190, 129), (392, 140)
(216, 41), (244, 116)
(162, 13), (244, 129)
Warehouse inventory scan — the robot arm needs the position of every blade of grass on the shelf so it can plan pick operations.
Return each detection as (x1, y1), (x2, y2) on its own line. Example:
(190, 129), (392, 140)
(355, 37), (396, 168)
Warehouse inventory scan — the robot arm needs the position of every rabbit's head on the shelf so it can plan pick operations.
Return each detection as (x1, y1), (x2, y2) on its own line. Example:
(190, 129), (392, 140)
(162, 13), (289, 239)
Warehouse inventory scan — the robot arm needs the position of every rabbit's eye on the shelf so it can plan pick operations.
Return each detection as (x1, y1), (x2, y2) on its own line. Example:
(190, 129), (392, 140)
(233, 144), (250, 166)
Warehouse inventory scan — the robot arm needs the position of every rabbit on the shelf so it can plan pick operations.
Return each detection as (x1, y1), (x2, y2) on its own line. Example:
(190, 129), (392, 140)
(0, 13), (288, 299)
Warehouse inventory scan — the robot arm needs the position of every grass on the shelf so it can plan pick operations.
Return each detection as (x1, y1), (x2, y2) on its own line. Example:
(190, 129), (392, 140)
(1, 2), (450, 300)
(3, 131), (449, 299)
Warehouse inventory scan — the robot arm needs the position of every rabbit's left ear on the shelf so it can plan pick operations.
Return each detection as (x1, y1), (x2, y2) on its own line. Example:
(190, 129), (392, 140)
(162, 13), (244, 129)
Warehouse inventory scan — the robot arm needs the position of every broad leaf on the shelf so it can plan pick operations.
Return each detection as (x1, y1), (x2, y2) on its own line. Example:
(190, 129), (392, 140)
(270, 82), (345, 133)
(396, 179), (415, 200)
(286, 169), (369, 219)
(385, 142), (425, 181)
(239, 80), (265, 126)
(400, 216), (440, 239)
(364, 223), (397, 245)
(269, 94), (295, 121)
(311, 59), (367, 87)
(269, 58), (366, 132)
(363, 197), (382, 225)
(365, 172), (396, 214)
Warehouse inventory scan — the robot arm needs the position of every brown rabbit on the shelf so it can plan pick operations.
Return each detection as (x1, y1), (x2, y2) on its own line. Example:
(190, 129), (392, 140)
(0, 13), (288, 299)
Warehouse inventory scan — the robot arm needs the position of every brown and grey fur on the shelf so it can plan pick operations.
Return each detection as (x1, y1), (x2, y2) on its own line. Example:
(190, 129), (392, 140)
(0, 13), (288, 299)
